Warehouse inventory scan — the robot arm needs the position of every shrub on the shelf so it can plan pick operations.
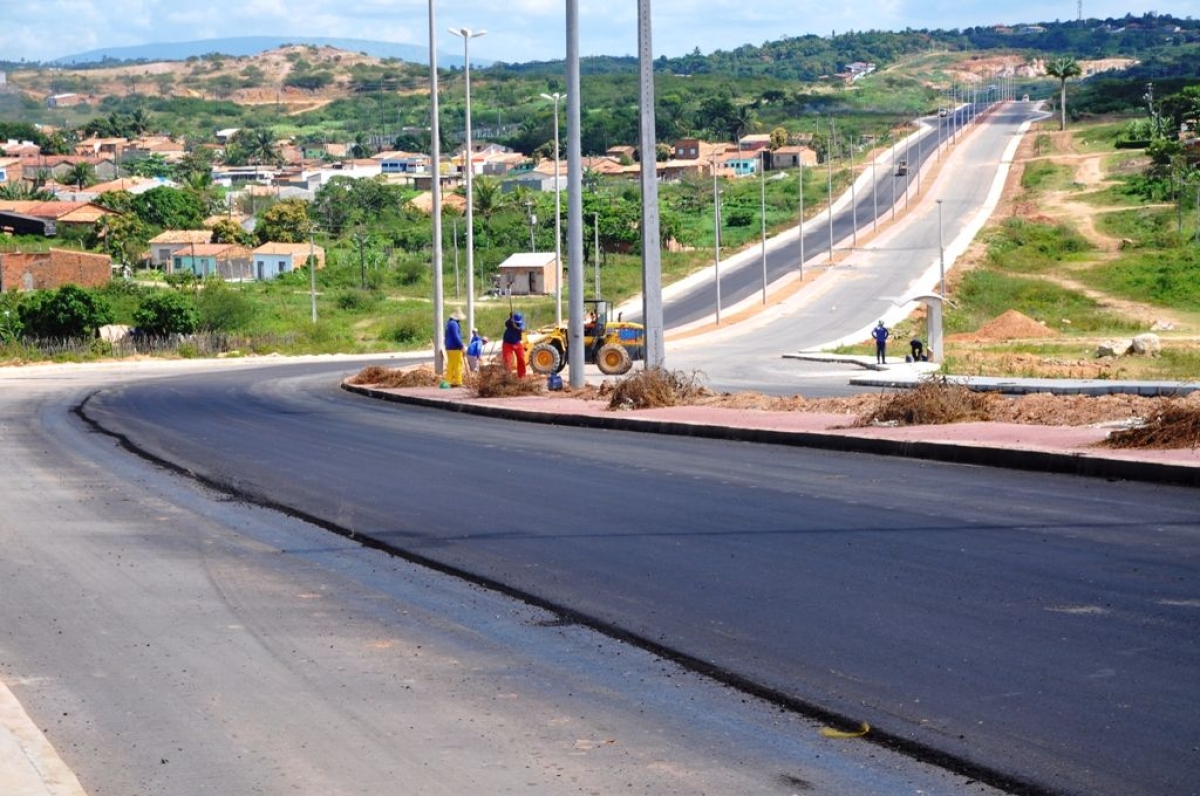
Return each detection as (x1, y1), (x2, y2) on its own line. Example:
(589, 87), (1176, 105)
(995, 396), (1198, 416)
(133, 291), (200, 336)
(18, 285), (114, 339)
(335, 289), (378, 312)
(381, 319), (424, 344)
(196, 280), (256, 332)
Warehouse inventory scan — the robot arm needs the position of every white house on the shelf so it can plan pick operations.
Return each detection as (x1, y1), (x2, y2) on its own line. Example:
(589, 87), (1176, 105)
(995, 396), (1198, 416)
(252, 242), (326, 281)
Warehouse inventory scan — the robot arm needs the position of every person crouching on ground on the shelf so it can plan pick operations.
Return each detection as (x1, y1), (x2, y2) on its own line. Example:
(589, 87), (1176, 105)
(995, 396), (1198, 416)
(872, 320), (890, 364)
(502, 312), (526, 378)
(466, 328), (486, 372)
(444, 310), (466, 386)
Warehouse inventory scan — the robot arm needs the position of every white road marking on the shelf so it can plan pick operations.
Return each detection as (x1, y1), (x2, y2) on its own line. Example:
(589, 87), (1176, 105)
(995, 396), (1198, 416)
(0, 679), (87, 796)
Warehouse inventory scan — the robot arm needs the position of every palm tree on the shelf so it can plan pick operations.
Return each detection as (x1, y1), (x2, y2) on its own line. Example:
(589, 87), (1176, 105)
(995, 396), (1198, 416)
(64, 161), (96, 191)
(470, 175), (507, 248)
(1045, 56), (1082, 131)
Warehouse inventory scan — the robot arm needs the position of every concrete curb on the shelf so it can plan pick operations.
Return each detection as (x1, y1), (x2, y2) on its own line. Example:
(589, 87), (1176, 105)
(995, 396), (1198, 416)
(341, 383), (1200, 488)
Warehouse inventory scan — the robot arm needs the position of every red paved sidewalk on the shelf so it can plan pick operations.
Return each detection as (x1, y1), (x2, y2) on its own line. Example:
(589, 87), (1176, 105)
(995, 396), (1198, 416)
(343, 384), (1200, 488)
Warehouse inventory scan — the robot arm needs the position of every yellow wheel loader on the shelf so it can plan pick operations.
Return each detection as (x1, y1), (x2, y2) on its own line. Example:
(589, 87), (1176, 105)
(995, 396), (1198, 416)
(526, 299), (645, 376)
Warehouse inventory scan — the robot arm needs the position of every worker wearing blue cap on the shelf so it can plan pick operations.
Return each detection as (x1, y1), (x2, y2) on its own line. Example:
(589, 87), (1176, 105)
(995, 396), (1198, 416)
(444, 309), (466, 386)
(502, 312), (526, 378)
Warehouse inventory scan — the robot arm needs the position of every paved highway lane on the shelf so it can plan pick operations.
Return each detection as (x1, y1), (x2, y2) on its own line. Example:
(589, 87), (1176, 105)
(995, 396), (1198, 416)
(655, 107), (978, 330)
(4, 360), (994, 796)
(81, 364), (1200, 796)
(667, 101), (1043, 392)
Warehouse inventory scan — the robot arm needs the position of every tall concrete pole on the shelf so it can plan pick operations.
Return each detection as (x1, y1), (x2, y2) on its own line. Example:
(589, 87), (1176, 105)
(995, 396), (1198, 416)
(566, 0), (587, 387)
(827, 118), (835, 263)
(797, 161), (805, 280)
(540, 92), (565, 326)
(428, 0), (444, 375)
(637, 0), (664, 368)
(449, 27), (485, 336)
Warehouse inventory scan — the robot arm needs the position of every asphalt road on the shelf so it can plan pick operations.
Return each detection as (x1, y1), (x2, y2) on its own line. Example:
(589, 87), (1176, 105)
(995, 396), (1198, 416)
(667, 100), (1042, 394)
(4, 360), (996, 796)
(656, 103), (982, 330)
(4, 101), (1196, 796)
(74, 361), (1200, 796)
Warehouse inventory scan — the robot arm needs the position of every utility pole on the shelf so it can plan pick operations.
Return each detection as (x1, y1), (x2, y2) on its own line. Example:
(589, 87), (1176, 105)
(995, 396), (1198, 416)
(427, 0), (445, 375)
(353, 226), (368, 290)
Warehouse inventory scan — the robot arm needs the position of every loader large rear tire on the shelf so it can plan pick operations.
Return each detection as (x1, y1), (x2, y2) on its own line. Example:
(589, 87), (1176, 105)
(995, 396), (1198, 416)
(529, 342), (564, 375)
(596, 344), (632, 375)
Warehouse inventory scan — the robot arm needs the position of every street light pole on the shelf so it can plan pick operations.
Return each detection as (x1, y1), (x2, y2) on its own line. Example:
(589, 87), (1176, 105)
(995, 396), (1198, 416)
(937, 198), (946, 298)
(797, 161), (805, 280)
(712, 158), (722, 324)
(871, 141), (878, 232)
(848, 135), (857, 247)
(540, 92), (565, 325)
(525, 198), (536, 251)
(428, 1), (445, 375)
(449, 26), (485, 336)
(308, 226), (318, 323)
(593, 212), (601, 298)
(760, 150), (767, 303)
(448, 26), (484, 333)
(827, 118), (835, 263)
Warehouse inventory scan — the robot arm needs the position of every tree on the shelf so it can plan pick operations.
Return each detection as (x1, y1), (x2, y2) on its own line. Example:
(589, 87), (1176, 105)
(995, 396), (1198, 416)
(236, 128), (283, 169)
(93, 189), (135, 213)
(1045, 56), (1082, 131)
(18, 285), (114, 339)
(64, 161), (96, 191)
(133, 291), (199, 336)
(0, 183), (54, 200)
(210, 218), (254, 246)
(91, 213), (151, 266)
(127, 153), (173, 178)
(256, 199), (311, 244)
(132, 186), (206, 229)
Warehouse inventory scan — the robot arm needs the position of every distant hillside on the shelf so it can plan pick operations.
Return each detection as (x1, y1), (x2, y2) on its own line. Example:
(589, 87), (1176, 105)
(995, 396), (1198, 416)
(51, 36), (478, 68)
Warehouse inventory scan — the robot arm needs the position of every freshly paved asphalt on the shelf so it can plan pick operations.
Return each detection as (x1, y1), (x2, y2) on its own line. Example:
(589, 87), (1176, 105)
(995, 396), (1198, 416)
(65, 362), (1200, 796)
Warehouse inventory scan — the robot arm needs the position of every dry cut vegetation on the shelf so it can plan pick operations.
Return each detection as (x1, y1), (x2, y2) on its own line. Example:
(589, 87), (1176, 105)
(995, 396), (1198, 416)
(346, 364), (439, 388)
(349, 365), (1200, 449)
(604, 368), (710, 410)
(472, 363), (543, 398)
(1102, 403), (1200, 450)
(853, 378), (995, 427)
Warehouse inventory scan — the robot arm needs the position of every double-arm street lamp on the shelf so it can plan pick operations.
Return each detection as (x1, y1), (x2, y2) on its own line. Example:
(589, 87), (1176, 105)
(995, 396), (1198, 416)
(540, 91), (565, 325)
(449, 26), (485, 334)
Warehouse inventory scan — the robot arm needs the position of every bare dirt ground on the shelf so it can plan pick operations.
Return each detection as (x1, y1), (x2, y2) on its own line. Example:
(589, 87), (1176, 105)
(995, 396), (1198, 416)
(941, 123), (1198, 382)
(11, 45), (390, 108)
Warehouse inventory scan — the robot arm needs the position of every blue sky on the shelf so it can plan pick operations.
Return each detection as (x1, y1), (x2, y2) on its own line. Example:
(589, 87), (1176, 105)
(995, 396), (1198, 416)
(4, 1), (1193, 64)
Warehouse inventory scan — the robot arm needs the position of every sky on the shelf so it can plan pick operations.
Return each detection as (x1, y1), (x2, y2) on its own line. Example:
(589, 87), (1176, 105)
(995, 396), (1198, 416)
(3, 0), (1194, 65)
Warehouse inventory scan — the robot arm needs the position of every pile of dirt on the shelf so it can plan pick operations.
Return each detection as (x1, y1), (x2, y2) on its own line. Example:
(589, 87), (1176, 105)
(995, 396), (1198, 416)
(951, 310), (1058, 343)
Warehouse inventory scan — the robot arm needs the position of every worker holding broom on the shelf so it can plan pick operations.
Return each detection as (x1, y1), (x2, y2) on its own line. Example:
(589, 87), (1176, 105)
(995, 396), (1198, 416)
(502, 312), (526, 378)
(444, 309), (466, 386)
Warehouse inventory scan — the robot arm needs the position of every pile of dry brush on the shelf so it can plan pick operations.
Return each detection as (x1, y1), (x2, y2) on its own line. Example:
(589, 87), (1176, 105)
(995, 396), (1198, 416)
(1102, 403), (1200, 450)
(348, 366), (1200, 449)
(854, 378), (995, 427)
(603, 368), (710, 410)
(472, 363), (543, 398)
